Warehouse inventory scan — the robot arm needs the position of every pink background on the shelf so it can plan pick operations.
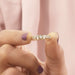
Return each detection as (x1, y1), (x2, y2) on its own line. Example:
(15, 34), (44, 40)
(0, 0), (75, 75)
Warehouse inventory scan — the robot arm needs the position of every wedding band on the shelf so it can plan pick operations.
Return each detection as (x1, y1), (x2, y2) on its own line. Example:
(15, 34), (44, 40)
(32, 35), (50, 40)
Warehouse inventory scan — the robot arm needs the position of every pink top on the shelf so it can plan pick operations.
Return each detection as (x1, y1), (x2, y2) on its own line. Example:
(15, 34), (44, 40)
(0, 0), (75, 75)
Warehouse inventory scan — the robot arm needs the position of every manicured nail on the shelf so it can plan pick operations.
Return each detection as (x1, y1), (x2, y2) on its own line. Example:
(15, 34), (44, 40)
(37, 66), (43, 74)
(22, 33), (28, 40)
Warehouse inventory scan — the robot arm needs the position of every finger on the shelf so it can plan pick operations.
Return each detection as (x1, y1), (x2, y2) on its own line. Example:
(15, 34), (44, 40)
(0, 30), (32, 46)
(45, 32), (64, 66)
(0, 44), (43, 74)
(45, 32), (60, 60)
(45, 32), (66, 74)
(2, 67), (26, 75)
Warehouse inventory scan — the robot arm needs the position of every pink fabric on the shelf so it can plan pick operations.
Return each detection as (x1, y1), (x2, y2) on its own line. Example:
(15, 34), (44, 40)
(0, 0), (75, 75)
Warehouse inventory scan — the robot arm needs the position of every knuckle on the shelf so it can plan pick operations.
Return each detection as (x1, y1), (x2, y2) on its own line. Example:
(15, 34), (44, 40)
(24, 53), (38, 68)
(2, 44), (13, 49)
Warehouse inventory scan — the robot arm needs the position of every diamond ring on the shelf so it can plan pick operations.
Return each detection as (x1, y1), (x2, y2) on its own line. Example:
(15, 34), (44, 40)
(32, 35), (50, 40)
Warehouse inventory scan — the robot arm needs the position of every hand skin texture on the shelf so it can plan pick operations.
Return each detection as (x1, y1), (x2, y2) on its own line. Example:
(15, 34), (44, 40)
(0, 30), (67, 75)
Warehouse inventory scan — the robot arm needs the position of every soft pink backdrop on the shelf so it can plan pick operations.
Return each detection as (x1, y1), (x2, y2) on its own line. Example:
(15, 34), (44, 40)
(0, 0), (75, 75)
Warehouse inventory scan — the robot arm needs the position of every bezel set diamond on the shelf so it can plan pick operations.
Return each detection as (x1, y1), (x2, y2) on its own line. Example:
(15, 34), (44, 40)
(32, 35), (50, 40)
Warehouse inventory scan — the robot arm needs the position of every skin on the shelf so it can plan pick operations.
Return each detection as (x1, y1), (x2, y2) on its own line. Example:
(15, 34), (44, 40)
(0, 30), (67, 75)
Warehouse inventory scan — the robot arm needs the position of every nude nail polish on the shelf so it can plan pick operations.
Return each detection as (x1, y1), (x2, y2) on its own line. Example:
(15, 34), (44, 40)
(22, 33), (28, 40)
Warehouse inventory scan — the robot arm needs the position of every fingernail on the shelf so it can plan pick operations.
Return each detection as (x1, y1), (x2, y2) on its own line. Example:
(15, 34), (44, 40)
(37, 66), (43, 74)
(22, 33), (28, 40)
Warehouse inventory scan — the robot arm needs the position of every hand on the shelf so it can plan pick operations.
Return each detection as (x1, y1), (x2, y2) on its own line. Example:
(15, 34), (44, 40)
(0, 30), (67, 75)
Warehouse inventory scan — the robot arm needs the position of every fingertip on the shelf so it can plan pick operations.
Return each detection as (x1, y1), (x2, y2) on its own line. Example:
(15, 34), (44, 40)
(21, 32), (32, 45)
(22, 33), (28, 40)
(45, 32), (59, 44)
(37, 66), (43, 74)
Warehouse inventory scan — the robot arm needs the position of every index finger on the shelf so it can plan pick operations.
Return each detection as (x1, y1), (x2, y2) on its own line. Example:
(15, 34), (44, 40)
(0, 30), (32, 46)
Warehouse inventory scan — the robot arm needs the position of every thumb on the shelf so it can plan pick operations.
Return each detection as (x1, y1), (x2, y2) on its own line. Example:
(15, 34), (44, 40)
(45, 32), (67, 74)
(45, 32), (61, 61)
